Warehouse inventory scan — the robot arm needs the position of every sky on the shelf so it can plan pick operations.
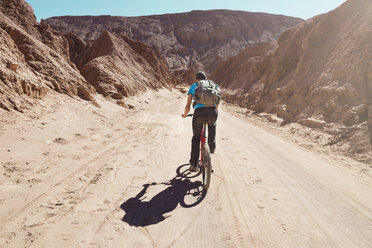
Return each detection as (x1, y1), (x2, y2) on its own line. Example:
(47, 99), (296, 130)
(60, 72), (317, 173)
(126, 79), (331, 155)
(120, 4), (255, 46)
(26, 0), (347, 21)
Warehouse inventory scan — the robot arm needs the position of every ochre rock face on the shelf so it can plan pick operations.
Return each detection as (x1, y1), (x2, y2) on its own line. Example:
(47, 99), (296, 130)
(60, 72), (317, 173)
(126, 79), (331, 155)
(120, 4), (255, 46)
(0, 0), (175, 112)
(75, 31), (175, 99)
(0, 0), (40, 38)
(211, 0), (372, 150)
(0, 0), (72, 60)
(211, 42), (275, 94)
(0, 0), (94, 112)
(45, 10), (302, 73)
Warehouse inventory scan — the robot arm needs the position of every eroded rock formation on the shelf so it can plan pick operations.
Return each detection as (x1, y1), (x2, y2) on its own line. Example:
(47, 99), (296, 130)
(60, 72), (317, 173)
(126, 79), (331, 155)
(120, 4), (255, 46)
(211, 0), (372, 156)
(45, 10), (302, 74)
(0, 0), (95, 112)
(74, 31), (175, 99)
(0, 0), (176, 112)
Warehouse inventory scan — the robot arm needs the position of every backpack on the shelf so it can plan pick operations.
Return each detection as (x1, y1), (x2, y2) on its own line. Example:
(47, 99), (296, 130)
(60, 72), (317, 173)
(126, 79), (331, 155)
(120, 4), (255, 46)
(194, 80), (221, 107)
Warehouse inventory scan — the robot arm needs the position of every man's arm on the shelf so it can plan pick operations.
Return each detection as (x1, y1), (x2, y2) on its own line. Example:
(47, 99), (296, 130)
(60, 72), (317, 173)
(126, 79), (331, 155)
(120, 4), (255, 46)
(181, 94), (192, 118)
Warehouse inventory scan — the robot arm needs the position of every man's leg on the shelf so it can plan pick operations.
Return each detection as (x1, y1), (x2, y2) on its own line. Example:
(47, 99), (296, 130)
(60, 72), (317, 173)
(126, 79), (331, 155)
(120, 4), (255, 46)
(190, 115), (203, 167)
(206, 107), (218, 154)
(208, 123), (216, 153)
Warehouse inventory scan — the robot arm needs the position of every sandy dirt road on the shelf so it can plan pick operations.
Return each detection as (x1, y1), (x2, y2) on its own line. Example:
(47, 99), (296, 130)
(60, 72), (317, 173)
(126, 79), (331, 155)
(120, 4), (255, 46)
(0, 89), (371, 247)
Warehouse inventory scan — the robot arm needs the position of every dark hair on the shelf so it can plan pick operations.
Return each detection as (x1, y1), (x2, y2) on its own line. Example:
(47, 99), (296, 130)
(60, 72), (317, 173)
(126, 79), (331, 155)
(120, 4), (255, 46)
(196, 71), (207, 80)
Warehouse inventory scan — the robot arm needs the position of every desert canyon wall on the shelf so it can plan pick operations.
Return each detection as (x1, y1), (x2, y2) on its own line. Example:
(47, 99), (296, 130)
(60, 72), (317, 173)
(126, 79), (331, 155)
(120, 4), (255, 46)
(1, 0), (370, 160)
(0, 0), (95, 112)
(211, 0), (372, 156)
(0, 0), (175, 112)
(45, 11), (302, 74)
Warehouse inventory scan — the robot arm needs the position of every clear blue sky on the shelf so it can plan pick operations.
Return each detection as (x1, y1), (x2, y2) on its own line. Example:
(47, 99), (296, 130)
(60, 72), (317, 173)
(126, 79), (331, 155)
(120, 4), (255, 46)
(26, 0), (347, 21)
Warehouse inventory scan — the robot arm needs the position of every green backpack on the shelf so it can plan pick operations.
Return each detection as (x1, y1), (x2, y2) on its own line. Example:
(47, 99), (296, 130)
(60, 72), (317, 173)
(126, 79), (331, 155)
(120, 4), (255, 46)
(194, 80), (221, 107)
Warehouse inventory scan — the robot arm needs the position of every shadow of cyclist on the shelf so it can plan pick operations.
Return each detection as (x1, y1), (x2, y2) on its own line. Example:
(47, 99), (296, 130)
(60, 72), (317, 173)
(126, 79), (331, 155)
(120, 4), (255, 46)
(120, 164), (206, 227)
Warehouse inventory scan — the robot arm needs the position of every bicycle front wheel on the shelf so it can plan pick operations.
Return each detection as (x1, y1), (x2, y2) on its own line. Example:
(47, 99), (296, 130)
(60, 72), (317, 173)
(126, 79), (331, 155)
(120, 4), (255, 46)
(201, 144), (211, 190)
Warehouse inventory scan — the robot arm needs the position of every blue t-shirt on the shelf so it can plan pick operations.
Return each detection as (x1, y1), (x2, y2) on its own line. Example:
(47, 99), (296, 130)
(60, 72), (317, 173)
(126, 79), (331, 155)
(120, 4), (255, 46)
(188, 82), (206, 110)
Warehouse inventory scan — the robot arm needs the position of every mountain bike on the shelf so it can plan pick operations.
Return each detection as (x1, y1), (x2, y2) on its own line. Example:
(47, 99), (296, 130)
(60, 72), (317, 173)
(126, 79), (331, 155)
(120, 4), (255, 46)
(187, 114), (212, 190)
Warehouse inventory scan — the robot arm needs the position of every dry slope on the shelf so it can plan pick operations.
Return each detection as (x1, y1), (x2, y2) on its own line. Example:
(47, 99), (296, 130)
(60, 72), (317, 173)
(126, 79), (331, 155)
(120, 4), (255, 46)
(74, 31), (176, 100)
(0, 0), (176, 113)
(211, 0), (372, 161)
(0, 0), (95, 112)
(45, 10), (302, 73)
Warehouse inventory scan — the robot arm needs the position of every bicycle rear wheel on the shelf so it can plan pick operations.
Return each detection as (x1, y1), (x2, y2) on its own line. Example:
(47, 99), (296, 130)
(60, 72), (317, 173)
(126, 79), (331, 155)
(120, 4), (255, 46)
(201, 144), (211, 190)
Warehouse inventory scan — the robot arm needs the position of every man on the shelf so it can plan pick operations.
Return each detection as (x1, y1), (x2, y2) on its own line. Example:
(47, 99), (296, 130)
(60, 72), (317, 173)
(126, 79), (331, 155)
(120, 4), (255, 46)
(181, 71), (219, 172)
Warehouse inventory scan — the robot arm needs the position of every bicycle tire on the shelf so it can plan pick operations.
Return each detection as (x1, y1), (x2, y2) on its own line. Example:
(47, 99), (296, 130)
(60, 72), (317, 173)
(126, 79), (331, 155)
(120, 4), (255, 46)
(201, 144), (211, 190)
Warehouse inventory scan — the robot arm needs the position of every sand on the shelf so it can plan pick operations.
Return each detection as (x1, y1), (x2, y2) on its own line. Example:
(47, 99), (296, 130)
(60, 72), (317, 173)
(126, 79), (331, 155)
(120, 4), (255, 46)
(0, 89), (371, 247)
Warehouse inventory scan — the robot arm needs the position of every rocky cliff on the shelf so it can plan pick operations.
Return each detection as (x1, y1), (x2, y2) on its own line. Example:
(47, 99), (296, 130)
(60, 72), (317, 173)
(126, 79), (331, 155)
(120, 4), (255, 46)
(0, 0), (95, 112)
(211, 0), (372, 158)
(0, 0), (175, 112)
(45, 10), (302, 74)
(74, 31), (175, 100)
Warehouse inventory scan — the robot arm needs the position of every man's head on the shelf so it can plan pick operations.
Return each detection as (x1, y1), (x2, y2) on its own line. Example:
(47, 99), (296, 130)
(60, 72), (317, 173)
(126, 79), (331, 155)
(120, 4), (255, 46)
(195, 71), (207, 80)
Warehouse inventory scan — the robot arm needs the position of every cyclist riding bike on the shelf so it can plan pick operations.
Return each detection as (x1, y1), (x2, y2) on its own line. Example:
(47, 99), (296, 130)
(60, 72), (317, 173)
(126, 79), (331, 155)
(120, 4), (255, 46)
(181, 71), (219, 172)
